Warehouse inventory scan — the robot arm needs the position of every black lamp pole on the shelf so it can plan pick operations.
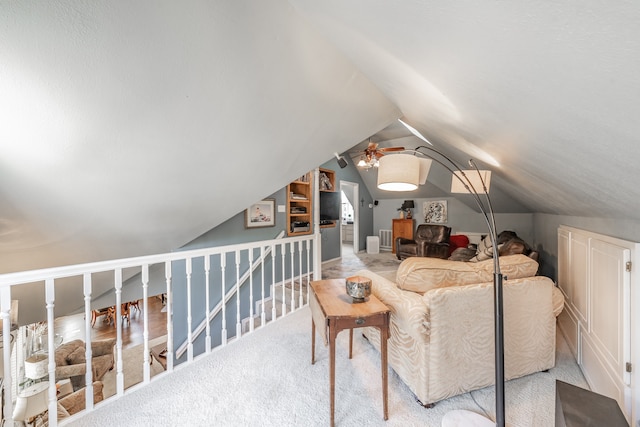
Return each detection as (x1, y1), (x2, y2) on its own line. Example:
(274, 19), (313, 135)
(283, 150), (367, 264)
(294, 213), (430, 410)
(409, 146), (505, 427)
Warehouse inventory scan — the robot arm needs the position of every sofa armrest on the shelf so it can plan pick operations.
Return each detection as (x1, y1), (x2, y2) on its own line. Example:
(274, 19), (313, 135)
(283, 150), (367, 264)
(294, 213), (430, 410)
(354, 270), (430, 343)
(417, 242), (450, 259)
(56, 363), (87, 380)
(423, 276), (557, 399)
(91, 338), (116, 356)
(396, 237), (415, 245)
(59, 381), (104, 415)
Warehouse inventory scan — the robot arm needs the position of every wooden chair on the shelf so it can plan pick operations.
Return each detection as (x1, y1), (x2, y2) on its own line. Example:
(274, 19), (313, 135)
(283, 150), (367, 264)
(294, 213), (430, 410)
(91, 307), (114, 327)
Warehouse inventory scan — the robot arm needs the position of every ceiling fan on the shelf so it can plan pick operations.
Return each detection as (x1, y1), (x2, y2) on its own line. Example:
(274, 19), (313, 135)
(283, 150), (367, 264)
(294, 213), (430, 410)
(355, 141), (404, 169)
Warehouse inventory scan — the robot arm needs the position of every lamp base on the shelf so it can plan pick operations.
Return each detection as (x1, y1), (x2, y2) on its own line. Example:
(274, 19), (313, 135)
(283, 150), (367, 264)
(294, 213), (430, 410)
(441, 409), (495, 427)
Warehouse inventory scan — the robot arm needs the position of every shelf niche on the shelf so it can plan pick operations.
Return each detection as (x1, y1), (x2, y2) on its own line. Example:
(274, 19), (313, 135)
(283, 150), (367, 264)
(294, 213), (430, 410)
(287, 171), (313, 236)
(319, 168), (337, 228)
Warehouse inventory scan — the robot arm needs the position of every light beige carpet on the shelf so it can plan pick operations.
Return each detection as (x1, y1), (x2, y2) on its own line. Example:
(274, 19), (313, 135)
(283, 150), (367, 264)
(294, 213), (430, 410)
(70, 307), (587, 427)
(101, 335), (167, 399)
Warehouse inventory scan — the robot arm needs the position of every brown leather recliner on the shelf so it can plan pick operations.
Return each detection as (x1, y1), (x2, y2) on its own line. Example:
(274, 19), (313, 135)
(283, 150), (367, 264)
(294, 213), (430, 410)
(396, 224), (451, 260)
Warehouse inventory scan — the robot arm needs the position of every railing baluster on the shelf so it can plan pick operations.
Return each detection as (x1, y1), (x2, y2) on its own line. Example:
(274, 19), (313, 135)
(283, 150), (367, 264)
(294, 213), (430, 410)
(186, 258), (193, 362)
(249, 250), (254, 333)
(290, 242), (295, 311)
(221, 255), (227, 346)
(205, 256), (211, 353)
(305, 239), (311, 305)
(271, 244), (277, 322)
(45, 279), (58, 426)
(165, 262), (174, 371)
(260, 246), (266, 327)
(142, 265), (150, 382)
(281, 242), (287, 316)
(115, 269), (124, 395)
(83, 273), (94, 410)
(298, 241), (303, 309)
(235, 250), (242, 339)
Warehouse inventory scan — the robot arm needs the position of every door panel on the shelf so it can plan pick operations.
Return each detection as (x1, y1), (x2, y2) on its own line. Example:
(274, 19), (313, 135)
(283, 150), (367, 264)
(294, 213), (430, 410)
(570, 233), (589, 325)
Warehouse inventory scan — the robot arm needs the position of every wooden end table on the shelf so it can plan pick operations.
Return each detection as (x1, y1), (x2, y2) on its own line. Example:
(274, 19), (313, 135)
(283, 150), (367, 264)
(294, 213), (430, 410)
(310, 279), (390, 427)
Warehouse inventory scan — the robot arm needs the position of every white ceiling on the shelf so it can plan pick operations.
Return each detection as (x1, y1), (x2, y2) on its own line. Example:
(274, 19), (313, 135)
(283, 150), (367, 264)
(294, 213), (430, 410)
(2, 0), (640, 275)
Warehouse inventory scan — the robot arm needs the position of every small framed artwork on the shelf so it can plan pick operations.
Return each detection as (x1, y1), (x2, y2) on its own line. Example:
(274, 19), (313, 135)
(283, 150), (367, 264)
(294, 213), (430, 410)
(424, 200), (448, 224)
(245, 199), (276, 228)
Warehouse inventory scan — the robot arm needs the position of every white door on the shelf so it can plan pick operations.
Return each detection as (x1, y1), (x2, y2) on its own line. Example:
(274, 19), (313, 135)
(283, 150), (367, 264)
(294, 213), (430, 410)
(581, 239), (631, 420)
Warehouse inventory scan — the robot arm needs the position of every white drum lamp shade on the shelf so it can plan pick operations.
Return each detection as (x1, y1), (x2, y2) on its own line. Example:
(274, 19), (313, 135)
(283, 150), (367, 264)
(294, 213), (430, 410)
(377, 154), (420, 191)
(451, 170), (492, 194)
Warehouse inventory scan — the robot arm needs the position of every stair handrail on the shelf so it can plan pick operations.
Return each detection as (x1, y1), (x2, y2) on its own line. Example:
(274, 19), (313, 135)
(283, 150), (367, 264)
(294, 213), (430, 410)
(174, 231), (285, 358)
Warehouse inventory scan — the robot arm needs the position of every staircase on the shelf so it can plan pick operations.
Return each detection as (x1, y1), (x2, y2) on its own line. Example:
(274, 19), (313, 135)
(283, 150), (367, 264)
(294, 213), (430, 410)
(241, 278), (310, 333)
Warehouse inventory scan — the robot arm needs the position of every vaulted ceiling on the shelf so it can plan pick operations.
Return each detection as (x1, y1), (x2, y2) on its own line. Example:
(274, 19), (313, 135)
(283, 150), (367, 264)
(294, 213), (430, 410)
(2, 1), (639, 274)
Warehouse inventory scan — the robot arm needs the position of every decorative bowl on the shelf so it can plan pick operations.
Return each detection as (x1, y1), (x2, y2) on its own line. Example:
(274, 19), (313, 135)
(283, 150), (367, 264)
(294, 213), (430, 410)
(345, 276), (372, 302)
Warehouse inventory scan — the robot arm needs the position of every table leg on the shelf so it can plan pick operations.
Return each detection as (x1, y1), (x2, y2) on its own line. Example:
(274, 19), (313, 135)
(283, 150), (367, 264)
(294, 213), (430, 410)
(311, 318), (316, 365)
(349, 329), (354, 359)
(329, 324), (337, 427)
(380, 324), (389, 420)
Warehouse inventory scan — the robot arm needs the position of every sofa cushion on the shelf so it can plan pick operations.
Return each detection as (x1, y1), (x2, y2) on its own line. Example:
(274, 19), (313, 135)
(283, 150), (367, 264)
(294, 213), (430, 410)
(448, 247), (476, 262)
(396, 254), (539, 294)
(396, 257), (484, 294)
(475, 254), (539, 279)
(67, 346), (86, 364)
(448, 234), (470, 256)
(55, 340), (84, 366)
(470, 236), (503, 262)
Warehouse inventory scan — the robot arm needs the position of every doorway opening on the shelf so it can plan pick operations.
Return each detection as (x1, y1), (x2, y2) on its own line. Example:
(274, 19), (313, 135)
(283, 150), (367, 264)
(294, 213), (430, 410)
(339, 181), (359, 257)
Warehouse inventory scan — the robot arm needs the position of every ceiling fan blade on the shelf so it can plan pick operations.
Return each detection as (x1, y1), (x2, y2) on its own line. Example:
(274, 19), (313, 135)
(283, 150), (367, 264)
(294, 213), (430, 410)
(379, 146), (404, 152)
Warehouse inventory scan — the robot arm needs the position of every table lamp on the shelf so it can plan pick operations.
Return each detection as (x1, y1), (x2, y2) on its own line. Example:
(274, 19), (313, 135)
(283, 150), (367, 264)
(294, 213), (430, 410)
(12, 381), (49, 425)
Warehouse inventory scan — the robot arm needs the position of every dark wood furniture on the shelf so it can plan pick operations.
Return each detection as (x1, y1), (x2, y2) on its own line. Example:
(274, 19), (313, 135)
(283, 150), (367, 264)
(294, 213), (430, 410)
(287, 171), (313, 236)
(391, 218), (414, 254)
(395, 224), (451, 260)
(309, 279), (390, 427)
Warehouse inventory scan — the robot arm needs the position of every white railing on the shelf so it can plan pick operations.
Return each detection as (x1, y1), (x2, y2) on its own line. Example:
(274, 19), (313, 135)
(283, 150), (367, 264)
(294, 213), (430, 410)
(0, 233), (319, 426)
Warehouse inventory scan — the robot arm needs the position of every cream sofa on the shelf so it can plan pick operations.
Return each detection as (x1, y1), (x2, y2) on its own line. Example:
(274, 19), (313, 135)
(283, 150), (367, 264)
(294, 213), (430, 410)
(356, 254), (564, 406)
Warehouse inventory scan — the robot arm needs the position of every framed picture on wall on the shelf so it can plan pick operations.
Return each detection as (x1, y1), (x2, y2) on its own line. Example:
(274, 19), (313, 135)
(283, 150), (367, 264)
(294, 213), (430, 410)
(245, 199), (276, 228)
(423, 200), (448, 224)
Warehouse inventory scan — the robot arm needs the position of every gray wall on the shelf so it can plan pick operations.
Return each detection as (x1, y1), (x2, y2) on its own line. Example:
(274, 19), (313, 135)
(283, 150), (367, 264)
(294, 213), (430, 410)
(532, 214), (640, 280)
(319, 156), (375, 260)
(373, 197), (534, 245)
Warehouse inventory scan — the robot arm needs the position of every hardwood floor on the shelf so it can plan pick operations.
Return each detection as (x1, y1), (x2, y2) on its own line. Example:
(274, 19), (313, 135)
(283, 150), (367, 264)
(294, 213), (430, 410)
(53, 295), (167, 350)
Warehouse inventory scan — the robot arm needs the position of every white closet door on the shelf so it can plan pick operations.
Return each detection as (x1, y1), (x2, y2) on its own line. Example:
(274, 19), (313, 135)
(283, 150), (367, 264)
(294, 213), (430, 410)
(581, 239), (630, 418)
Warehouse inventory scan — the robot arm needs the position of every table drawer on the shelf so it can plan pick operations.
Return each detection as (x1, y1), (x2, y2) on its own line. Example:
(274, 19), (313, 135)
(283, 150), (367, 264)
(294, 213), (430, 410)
(333, 313), (388, 330)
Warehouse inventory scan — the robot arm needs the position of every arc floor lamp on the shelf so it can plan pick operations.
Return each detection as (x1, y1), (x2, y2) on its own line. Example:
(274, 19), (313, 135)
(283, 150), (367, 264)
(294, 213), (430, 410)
(377, 119), (505, 427)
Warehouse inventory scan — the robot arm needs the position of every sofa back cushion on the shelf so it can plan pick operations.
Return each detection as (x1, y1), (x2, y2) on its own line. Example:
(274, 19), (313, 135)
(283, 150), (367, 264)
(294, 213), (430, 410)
(395, 254), (539, 294)
(396, 257), (483, 294)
